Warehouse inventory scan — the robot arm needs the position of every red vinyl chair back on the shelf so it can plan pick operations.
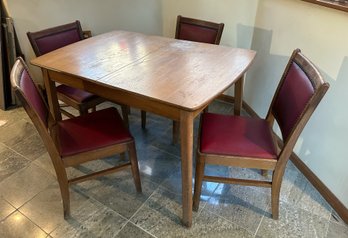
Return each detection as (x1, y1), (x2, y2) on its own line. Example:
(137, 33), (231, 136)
(175, 15), (224, 44)
(27, 21), (106, 118)
(27, 21), (83, 56)
(272, 62), (315, 141)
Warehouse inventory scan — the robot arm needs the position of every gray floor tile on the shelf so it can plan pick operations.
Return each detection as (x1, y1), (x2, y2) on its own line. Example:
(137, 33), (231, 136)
(132, 188), (253, 238)
(137, 144), (180, 185)
(206, 184), (270, 234)
(0, 119), (37, 146)
(19, 182), (89, 234)
(0, 211), (47, 238)
(33, 152), (56, 177)
(0, 143), (7, 153)
(11, 133), (46, 161)
(281, 170), (332, 220)
(0, 163), (56, 208)
(0, 143), (30, 182)
(143, 187), (187, 222)
(131, 187), (194, 237)
(160, 167), (219, 201)
(74, 170), (159, 219)
(50, 198), (127, 238)
(326, 220), (348, 238)
(331, 211), (348, 227)
(256, 201), (330, 238)
(0, 107), (28, 128)
(0, 198), (15, 221)
(116, 222), (156, 238)
(190, 210), (254, 238)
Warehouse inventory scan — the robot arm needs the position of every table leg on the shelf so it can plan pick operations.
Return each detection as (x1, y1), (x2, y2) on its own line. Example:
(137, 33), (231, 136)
(42, 69), (61, 121)
(120, 104), (129, 128)
(234, 74), (244, 116)
(180, 110), (194, 227)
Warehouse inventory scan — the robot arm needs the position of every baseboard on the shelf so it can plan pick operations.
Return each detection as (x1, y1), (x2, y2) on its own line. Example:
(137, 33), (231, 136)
(216, 94), (348, 224)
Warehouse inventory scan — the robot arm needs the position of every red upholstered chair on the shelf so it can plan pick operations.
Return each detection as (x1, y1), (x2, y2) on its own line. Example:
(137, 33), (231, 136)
(27, 21), (128, 121)
(10, 57), (141, 218)
(141, 15), (224, 143)
(193, 49), (329, 219)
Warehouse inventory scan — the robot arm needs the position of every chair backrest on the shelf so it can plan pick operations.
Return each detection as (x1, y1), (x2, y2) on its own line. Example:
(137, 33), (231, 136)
(11, 57), (64, 166)
(175, 15), (224, 45)
(266, 49), (329, 164)
(10, 58), (49, 129)
(27, 20), (84, 56)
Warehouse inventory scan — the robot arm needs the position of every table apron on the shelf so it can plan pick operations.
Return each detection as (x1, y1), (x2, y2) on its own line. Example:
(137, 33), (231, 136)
(48, 70), (205, 121)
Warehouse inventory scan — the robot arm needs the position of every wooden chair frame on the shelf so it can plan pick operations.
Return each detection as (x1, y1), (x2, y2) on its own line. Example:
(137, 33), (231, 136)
(193, 49), (329, 219)
(27, 21), (123, 120)
(11, 58), (141, 218)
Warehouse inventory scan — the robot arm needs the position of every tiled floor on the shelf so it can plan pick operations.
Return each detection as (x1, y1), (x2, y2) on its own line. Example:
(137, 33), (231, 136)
(0, 100), (347, 238)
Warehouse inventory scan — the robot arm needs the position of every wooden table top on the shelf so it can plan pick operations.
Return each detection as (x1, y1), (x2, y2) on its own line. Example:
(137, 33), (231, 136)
(31, 31), (256, 111)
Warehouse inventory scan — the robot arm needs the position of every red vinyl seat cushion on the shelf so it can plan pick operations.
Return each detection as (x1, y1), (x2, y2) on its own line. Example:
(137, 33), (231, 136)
(58, 108), (132, 157)
(200, 113), (277, 159)
(56, 84), (97, 103)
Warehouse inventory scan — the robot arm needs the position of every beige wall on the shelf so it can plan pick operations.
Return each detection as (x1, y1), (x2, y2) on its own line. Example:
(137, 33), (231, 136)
(161, 0), (259, 47)
(5, 0), (162, 79)
(249, 0), (348, 207)
(5, 0), (348, 207)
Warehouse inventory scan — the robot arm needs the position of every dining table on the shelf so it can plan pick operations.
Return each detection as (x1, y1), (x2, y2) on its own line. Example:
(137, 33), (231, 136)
(31, 30), (256, 227)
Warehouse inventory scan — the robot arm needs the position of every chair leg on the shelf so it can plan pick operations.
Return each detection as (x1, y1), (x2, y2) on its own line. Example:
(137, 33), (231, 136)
(128, 142), (142, 193)
(121, 105), (129, 129)
(120, 152), (126, 161)
(57, 178), (70, 219)
(141, 110), (146, 129)
(127, 105), (131, 114)
(271, 181), (281, 220)
(261, 169), (268, 176)
(172, 120), (180, 144)
(79, 107), (89, 116)
(193, 153), (205, 211)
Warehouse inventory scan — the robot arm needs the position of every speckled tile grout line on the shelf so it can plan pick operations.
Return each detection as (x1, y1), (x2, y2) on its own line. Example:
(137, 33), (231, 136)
(14, 209), (49, 236)
(127, 184), (160, 222)
(254, 215), (265, 238)
(0, 207), (16, 223)
(127, 220), (158, 238)
(125, 185), (161, 237)
(0, 139), (33, 163)
(202, 208), (255, 237)
(196, 182), (221, 217)
(148, 143), (180, 157)
(3, 134), (41, 162)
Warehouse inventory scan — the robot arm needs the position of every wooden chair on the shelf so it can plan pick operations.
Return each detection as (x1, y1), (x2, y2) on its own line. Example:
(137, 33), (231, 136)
(141, 15), (224, 143)
(10, 57), (142, 218)
(193, 49), (329, 219)
(27, 21), (128, 123)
